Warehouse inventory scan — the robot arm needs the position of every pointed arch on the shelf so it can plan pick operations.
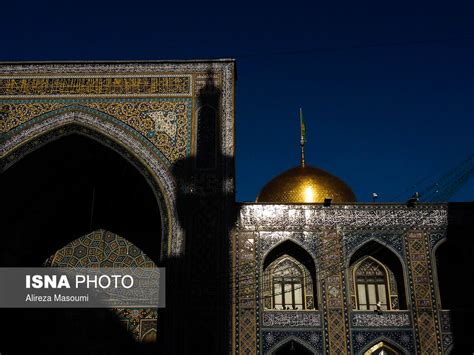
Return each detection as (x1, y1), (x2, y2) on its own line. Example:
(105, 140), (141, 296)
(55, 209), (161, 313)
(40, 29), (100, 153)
(1, 108), (181, 257)
(349, 240), (407, 310)
(270, 336), (317, 355)
(263, 240), (317, 310)
(353, 256), (392, 310)
(362, 338), (405, 354)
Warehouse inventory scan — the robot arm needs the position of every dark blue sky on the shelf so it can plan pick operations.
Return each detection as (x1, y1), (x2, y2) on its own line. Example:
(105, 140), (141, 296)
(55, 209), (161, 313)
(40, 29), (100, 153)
(2, 1), (473, 202)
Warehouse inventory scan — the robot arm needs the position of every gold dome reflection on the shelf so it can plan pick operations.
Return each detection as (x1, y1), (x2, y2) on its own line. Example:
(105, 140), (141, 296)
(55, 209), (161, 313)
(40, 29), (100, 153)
(303, 185), (315, 202)
(256, 165), (356, 203)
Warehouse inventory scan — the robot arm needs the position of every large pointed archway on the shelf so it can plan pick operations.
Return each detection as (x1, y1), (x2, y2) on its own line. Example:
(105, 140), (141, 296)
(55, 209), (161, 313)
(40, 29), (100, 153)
(1, 130), (166, 354)
(1, 108), (182, 257)
(2, 132), (163, 265)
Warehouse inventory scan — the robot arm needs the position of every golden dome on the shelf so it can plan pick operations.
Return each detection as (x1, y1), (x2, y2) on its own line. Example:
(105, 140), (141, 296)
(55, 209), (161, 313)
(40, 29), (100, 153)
(256, 165), (356, 203)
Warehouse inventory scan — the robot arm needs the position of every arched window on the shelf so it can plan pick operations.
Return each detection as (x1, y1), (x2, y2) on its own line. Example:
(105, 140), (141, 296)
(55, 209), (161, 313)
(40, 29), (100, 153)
(354, 257), (389, 310)
(272, 257), (305, 310)
(263, 241), (317, 310)
(364, 341), (402, 355)
(348, 241), (407, 310)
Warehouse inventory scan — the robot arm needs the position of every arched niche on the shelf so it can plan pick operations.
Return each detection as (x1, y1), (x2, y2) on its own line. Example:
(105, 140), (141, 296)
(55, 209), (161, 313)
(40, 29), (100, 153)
(348, 241), (407, 310)
(45, 229), (158, 344)
(1, 108), (181, 257)
(1, 132), (162, 265)
(263, 240), (317, 310)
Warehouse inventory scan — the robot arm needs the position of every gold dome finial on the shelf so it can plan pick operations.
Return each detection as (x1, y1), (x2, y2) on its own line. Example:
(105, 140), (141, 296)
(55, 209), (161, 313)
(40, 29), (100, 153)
(256, 109), (356, 203)
(299, 108), (306, 168)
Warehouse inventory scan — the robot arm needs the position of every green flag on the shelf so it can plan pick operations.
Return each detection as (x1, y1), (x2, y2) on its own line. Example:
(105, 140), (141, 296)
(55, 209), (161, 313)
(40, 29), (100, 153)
(300, 108), (306, 144)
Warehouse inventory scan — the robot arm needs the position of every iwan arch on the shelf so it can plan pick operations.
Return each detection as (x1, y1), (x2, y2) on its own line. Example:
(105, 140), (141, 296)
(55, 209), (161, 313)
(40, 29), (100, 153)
(1, 61), (472, 354)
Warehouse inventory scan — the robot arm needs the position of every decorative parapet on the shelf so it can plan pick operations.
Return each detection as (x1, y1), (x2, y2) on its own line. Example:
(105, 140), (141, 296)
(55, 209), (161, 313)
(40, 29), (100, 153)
(351, 311), (411, 328)
(238, 204), (447, 231)
(262, 311), (322, 327)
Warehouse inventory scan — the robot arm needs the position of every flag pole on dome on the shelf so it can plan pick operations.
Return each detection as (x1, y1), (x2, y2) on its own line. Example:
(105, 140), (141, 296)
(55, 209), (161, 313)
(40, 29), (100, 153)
(300, 108), (306, 167)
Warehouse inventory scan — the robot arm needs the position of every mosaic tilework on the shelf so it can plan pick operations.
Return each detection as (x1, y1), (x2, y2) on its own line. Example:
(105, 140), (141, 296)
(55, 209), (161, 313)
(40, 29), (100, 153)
(438, 311), (453, 354)
(114, 308), (158, 342)
(1, 61), (236, 258)
(0, 75), (191, 98)
(235, 232), (258, 354)
(234, 203), (449, 355)
(1, 100), (193, 163)
(239, 205), (448, 231)
(46, 229), (156, 267)
(262, 331), (323, 354)
(344, 232), (405, 259)
(405, 232), (442, 354)
(259, 231), (319, 260)
(45, 229), (157, 343)
(0, 60), (235, 167)
(320, 231), (350, 355)
(428, 232), (446, 251)
(352, 330), (415, 354)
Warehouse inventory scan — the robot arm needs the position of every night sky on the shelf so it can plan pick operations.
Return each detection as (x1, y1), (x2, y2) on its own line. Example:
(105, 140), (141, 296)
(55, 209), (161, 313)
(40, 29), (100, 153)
(2, 1), (473, 202)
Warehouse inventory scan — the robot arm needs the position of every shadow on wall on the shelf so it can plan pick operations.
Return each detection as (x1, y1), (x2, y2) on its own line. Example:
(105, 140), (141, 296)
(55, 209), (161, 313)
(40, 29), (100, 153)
(439, 203), (474, 353)
(159, 70), (237, 354)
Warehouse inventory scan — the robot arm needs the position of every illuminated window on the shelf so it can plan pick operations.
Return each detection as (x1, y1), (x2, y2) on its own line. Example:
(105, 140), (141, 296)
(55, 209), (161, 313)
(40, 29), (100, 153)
(349, 241), (406, 310)
(262, 241), (316, 310)
(355, 257), (389, 310)
(272, 258), (304, 310)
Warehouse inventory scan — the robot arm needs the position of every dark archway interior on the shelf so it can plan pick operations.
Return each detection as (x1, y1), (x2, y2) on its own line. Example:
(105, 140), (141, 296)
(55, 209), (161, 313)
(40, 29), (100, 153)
(1, 134), (162, 354)
(1, 133), (161, 265)
(264, 240), (317, 307)
(274, 340), (313, 355)
(435, 240), (458, 310)
(350, 241), (407, 310)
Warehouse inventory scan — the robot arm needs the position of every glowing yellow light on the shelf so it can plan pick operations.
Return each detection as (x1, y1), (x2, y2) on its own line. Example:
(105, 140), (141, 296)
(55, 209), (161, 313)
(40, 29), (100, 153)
(303, 185), (315, 203)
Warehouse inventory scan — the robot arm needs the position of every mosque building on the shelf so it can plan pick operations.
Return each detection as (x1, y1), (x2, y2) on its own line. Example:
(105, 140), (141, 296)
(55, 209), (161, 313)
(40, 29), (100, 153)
(1, 59), (472, 354)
